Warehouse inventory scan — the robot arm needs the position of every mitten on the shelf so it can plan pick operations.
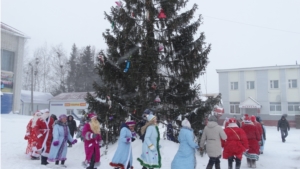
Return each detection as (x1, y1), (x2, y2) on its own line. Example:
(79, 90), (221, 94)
(131, 138), (136, 142)
(132, 132), (137, 137)
(53, 141), (59, 146)
(126, 137), (131, 143)
(149, 144), (155, 151)
(37, 134), (43, 138)
(72, 139), (77, 144)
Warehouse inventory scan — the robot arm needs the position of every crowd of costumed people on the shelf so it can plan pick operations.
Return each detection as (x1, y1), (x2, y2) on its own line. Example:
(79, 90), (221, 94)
(25, 108), (287, 169)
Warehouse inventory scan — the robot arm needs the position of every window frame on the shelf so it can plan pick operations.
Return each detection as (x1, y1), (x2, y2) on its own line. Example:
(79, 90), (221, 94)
(230, 102), (240, 114)
(230, 82), (238, 90)
(246, 81), (255, 90)
(288, 79), (297, 88)
(270, 80), (279, 89)
(269, 102), (282, 115)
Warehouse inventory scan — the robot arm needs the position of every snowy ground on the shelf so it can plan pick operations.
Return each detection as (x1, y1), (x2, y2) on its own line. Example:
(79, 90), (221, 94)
(1, 114), (300, 169)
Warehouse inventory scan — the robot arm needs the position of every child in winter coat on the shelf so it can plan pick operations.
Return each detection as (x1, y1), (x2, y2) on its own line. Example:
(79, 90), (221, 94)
(109, 119), (136, 169)
(222, 118), (248, 169)
(200, 115), (227, 169)
(47, 114), (77, 167)
(171, 118), (199, 169)
(137, 114), (161, 169)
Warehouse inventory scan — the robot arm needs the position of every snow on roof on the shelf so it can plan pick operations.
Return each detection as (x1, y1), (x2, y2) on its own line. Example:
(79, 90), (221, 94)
(21, 90), (53, 104)
(50, 92), (96, 101)
(1, 22), (29, 38)
(216, 65), (300, 73)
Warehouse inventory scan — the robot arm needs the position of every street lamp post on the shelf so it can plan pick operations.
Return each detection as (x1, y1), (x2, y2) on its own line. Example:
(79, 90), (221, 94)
(29, 58), (39, 115)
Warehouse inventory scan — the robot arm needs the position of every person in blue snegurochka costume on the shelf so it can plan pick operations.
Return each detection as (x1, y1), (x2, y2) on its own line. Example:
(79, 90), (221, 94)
(171, 118), (199, 169)
(109, 119), (137, 169)
(47, 114), (77, 167)
(137, 114), (161, 169)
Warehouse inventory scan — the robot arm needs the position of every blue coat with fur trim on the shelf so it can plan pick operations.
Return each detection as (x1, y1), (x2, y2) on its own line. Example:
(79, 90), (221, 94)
(171, 127), (199, 169)
(48, 121), (74, 162)
(110, 124), (134, 169)
(137, 125), (161, 168)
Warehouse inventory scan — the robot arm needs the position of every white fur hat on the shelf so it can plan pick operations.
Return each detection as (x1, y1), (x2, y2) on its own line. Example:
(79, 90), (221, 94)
(181, 118), (191, 128)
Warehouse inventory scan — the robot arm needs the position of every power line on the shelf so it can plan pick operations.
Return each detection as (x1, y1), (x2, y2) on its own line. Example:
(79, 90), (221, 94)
(203, 15), (300, 35)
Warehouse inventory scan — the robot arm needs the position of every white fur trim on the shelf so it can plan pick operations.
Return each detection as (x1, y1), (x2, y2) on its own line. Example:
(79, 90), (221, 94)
(227, 123), (238, 128)
(31, 151), (40, 157)
(181, 118), (191, 128)
(41, 152), (49, 157)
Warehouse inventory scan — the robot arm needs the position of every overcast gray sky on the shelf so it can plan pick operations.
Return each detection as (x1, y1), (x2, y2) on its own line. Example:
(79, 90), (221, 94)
(2, 0), (300, 94)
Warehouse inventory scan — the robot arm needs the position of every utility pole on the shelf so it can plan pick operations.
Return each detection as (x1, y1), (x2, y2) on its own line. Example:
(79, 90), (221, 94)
(29, 63), (34, 115)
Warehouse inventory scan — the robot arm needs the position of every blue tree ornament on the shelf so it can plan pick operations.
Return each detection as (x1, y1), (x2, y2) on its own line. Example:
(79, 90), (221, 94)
(123, 60), (131, 73)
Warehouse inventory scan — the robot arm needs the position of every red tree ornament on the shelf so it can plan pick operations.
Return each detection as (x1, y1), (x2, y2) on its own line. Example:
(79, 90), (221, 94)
(158, 9), (166, 19)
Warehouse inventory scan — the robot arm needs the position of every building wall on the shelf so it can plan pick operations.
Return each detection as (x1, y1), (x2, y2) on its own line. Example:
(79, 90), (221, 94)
(1, 31), (25, 113)
(218, 66), (300, 127)
(50, 100), (88, 117)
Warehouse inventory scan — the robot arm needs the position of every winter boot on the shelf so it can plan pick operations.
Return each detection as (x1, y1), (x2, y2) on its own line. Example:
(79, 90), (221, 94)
(246, 158), (251, 167)
(41, 156), (49, 165)
(55, 161), (59, 165)
(228, 157), (234, 169)
(251, 159), (256, 168)
(235, 158), (241, 169)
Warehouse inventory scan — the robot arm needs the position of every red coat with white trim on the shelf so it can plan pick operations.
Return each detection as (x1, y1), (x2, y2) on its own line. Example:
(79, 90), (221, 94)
(241, 123), (260, 154)
(25, 119), (38, 156)
(34, 117), (54, 157)
(222, 126), (248, 160)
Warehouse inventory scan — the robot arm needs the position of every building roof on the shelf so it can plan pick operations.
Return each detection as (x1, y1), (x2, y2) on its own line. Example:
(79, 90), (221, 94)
(21, 90), (53, 104)
(216, 65), (300, 73)
(50, 92), (96, 101)
(239, 97), (262, 108)
(1, 22), (29, 38)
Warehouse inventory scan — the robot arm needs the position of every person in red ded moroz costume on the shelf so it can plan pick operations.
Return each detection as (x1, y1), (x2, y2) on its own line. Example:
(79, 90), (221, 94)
(82, 113), (102, 169)
(24, 111), (43, 160)
(222, 118), (248, 169)
(251, 115), (263, 141)
(241, 116), (261, 168)
(34, 109), (54, 165)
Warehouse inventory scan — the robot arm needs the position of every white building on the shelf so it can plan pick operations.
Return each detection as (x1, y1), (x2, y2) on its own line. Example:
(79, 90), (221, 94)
(20, 90), (53, 115)
(49, 92), (95, 117)
(1, 22), (28, 114)
(217, 65), (300, 127)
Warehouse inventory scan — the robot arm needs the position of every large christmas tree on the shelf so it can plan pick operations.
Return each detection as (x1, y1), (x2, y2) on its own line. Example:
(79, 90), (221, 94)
(86, 0), (221, 131)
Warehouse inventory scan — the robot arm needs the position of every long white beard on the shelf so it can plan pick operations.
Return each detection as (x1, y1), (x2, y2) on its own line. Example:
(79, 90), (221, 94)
(31, 116), (39, 128)
(41, 113), (50, 120)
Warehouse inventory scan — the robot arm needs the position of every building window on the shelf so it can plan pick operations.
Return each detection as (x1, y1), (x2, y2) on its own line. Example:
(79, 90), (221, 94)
(77, 109), (85, 115)
(246, 81), (255, 89)
(270, 102), (281, 114)
(231, 82), (238, 90)
(230, 102), (240, 114)
(288, 79), (297, 88)
(288, 102), (300, 114)
(66, 109), (73, 115)
(1, 50), (15, 72)
(270, 80), (279, 89)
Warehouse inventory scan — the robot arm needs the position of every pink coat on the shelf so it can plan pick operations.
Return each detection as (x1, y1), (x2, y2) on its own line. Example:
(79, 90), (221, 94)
(82, 123), (102, 163)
